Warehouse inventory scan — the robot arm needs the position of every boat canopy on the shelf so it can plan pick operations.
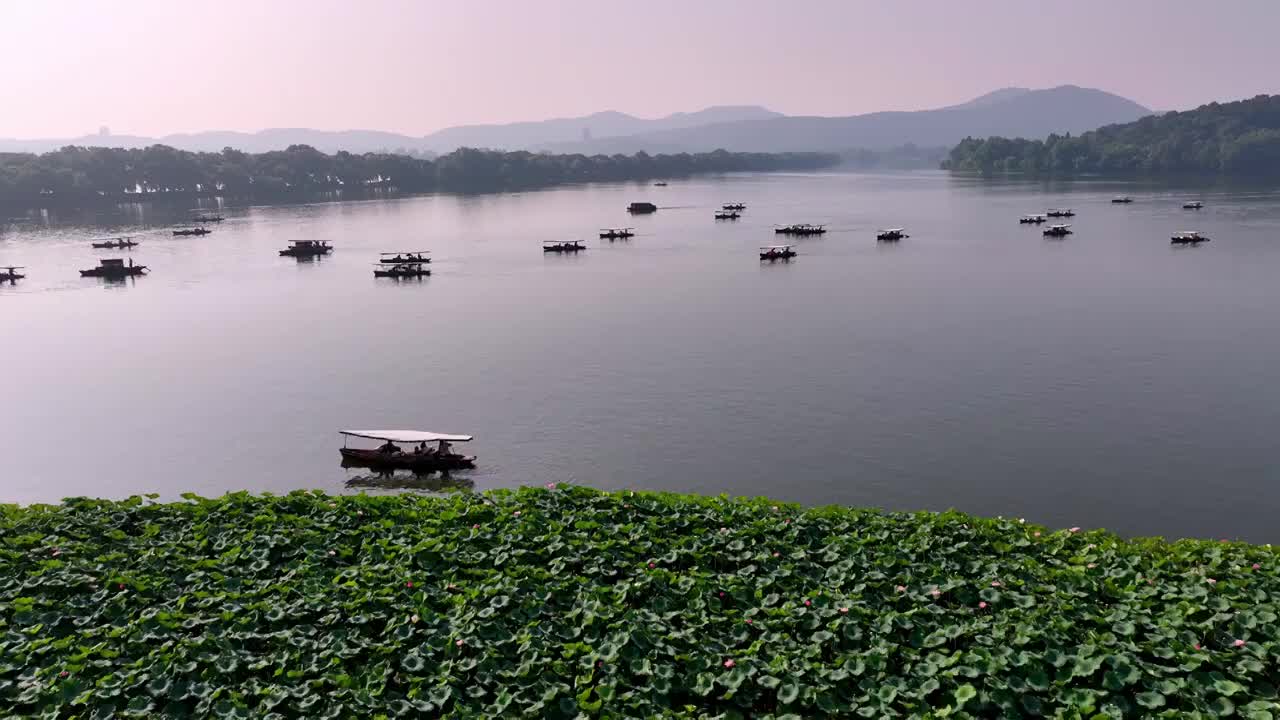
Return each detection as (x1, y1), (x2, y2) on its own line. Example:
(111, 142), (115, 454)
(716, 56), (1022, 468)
(1175, 231), (1203, 237)
(762, 245), (794, 250)
(341, 430), (473, 443)
(380, 250), (430, 255)
(879, 228), (905, 233)
(1049, 224), (1072, 228)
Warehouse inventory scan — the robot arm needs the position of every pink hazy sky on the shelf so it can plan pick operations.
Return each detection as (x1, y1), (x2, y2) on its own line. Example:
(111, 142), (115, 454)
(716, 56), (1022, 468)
(1, 0), (1276, 138)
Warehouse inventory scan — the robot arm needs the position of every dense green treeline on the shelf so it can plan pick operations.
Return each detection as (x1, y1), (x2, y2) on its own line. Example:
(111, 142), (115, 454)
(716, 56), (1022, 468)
(0, 145), (838, 207)
(944, 94), (1280, 175)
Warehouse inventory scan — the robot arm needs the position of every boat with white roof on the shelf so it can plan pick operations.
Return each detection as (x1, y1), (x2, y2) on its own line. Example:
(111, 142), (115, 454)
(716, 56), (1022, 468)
(339, 430), (477, 472)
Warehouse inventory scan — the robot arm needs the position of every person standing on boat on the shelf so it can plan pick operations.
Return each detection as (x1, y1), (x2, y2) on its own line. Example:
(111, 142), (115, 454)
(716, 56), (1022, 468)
(379, 440), (399, 454)
(437, 440), (451, 457)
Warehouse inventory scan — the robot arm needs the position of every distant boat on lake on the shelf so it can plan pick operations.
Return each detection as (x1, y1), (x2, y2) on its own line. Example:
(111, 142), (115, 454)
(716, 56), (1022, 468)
(876, 228), (908, 241)
(599, 228), (635, 240)
(1171, 231), (1210, 245)
(1046, 209), (1075, 218)
(714, 210), (741, 220)
(1183, 201), (1204, 210)
(173, 227), (211, 237)
(379, 251), (430, 264)
(80, 258), (147, 278)
(760, 245), (796, 261)
(775, 224), (826, 236)
(1043, 224), (1073, 237)
(373, 262), (431, 278)
(628, 202), (658, 214)
(91, 236), (139, 249)
(279, 240), (332, 257)
(543, 240), (587, 253)
(1112, 197), (1134, 204)
(0, 265), (24, 282)
(1020, 214), (1048, 224)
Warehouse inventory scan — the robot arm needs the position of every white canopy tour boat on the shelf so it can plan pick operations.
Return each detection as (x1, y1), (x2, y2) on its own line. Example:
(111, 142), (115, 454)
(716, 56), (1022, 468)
(339, 430), (476, 472)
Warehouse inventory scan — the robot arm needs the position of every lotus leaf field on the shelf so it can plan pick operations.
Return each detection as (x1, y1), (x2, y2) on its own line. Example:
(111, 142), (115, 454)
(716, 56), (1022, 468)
(2, 486), (1278, 718)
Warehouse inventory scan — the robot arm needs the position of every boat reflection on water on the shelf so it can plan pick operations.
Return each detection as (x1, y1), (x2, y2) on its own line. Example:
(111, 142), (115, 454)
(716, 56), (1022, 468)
(342, 467), (474, 494)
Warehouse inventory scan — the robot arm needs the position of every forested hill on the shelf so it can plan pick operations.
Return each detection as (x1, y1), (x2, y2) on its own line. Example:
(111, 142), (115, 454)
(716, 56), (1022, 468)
(943, 94), (1280, 175)
(0, 145), (838, 208)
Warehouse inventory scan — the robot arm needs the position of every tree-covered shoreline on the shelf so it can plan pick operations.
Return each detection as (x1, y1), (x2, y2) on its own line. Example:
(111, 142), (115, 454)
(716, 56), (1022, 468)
(0, 145), (838, 209)
(2, 486), (1276, 717)
(943, 94), (1280, 176)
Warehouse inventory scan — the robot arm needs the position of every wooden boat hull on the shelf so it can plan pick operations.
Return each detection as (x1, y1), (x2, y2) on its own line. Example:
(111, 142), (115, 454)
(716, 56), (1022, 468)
(374, 269), (431, 278)
(173, 230), (211, 236)
(339, 448), (476, 471)
(1043, 231), (1072, 237)
(1, 274), (23, 282)
(92, 243), (137, 249)
(543, 246), (585, 253)
(1171, 237), (1209, 245)
(599, 233), (634, 239)
(760, 252), (796, 260)
(280, 248), (332, 257)
(876, 234), (908, 241)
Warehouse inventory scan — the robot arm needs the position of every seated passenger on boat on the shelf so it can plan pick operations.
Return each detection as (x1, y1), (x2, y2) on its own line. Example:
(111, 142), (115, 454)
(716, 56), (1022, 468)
(378, 440), (400, 454)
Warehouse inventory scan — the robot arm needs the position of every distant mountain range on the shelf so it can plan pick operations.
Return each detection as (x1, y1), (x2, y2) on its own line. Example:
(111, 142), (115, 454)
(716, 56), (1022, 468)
(0, 86), (1151, 156)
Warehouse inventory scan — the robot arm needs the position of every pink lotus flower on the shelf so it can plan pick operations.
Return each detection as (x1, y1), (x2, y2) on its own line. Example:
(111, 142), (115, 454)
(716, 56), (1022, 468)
(648, 562), (655, 569)
(455, 639), (464, 647)
(447, 583), (458, 590)
(771, 506), (779, 512)
(328, 550), (336, 556)
(1206, 577), (1217, 584)
(978, 602), (988, 609)
(1193, 643), (1201, 650)
(1069, 526), (1081, 533)
(745, 618), (753, 624)
(839, 607), (849, 614)
(723, 659), (735, 668)
(59, 670), (69, 678)
(990, 581), (1001, 587)
(118, 583), (125, 590)
(803, 599), (811, 606)
(1252, 563), (1261, 570)
(784, 519), (790, 524)
(1087, 563), (1097, 569)
(357, 510), (364, 516)
(1233, 639), (1246, 647)
(545, 482), (557, 489)
(472, 523), (480, 529)
(895, 585), (906, 593)
(930, 588), (941, 599)
(406, 581), (414, 588)
(1033, 531), (1041, 537)
(772, 552), (780, 558)
(410, 614), (419, 624)
(513, 511), (521, 517)
(719, 592), (725, 598)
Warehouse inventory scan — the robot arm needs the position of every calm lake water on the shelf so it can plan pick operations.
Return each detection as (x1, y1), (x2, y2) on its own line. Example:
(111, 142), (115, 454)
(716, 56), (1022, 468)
(3, 171), (1279, 541)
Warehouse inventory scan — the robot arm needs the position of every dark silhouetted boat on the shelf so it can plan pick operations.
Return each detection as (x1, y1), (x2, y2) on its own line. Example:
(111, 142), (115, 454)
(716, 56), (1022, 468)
(774, 224), (826, 236)
(173, 227), (211, 236)
(1171, 231), (1210, 245)
(1183, 200), (1204, 210)
(722, 203), (746, 211)
(1019, 214), (1048, 224)
(1112, 197), (1134, 204)
(628, 202), (658, 214)
(91, 236), (139, 249)
(714, 210), (741, 220)
(543, 240), (587, 253)
(279, 240), (332, 257)
(374, 262), (431, 278)
(0, 266), (24, 282)
(599, 228), (635, 239)
(1046, 209), (1075, 218)
(760, 245), (796, 261)
(379, 251), (431, 264)
(876, 228), (908, 241)
(1043, 224), (1073, 237)
(80, 258), (147, 278)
